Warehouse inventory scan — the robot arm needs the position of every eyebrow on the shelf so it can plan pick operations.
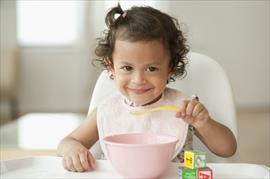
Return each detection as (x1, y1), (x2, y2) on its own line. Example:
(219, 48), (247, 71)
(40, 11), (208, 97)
(118, 61), (133, 65)
(118, 60), (162, 66)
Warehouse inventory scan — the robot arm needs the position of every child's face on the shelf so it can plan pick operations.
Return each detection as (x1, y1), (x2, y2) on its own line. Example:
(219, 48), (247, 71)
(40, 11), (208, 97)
(111, 40), (171, 105)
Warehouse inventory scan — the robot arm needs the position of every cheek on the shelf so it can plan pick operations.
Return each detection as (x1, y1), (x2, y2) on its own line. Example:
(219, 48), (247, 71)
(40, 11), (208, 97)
(150, 75), (168, 91)
(115, 74), (128, 86)
(156, 80), (168, 91)
(156, 71), (170, 83)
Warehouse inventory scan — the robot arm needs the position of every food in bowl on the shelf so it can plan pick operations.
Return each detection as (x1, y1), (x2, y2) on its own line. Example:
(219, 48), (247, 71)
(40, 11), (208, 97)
(103, 133), (178, 178)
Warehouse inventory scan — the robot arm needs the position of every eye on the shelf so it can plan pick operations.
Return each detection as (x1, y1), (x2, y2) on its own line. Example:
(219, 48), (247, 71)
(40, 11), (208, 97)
(146, 66), (159, 72)
(121, 66), (133, 71)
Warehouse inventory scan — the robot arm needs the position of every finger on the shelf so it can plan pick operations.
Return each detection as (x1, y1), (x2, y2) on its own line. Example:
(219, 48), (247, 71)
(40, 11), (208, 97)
(88, 152), (96, 169)
(79, 152), (91, 171)
(192, 103), (204, 117)
(177, 100), (189, 117)
(65, 157), (76, 172)
(196, 109), (209, 120)
(182, 115), (195, 124)
(72, 155), (84, 172)
(63, 158), (68, 170)
(186, 100), (198, 116)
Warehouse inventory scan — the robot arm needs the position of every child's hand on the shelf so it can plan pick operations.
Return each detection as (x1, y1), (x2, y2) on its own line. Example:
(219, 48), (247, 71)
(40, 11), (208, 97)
(175, 97), (210, 129)
(62, 143), (96, 172)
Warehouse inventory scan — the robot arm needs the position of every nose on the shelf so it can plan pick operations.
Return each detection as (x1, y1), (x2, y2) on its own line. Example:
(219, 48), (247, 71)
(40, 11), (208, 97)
(131, 71), (146, 84)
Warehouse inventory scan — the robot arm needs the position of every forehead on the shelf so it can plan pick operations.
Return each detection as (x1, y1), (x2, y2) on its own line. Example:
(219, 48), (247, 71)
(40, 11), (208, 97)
(112, 40), (170, 64)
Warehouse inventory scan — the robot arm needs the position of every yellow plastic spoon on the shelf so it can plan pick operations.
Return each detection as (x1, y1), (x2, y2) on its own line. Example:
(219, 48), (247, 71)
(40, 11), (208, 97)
(129, 105), (179, 116)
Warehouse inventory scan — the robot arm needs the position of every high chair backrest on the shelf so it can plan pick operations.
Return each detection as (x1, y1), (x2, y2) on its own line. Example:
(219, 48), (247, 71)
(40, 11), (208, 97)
(88, 52), (238, 163)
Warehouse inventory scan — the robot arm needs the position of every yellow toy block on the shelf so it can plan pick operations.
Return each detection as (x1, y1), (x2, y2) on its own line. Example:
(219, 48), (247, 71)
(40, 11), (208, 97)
(184, 150), (206, 169)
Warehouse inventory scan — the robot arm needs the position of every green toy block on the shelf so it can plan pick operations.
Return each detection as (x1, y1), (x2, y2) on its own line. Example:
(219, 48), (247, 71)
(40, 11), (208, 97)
(180, 167), (213, 179)
(182, 168), (197, 179)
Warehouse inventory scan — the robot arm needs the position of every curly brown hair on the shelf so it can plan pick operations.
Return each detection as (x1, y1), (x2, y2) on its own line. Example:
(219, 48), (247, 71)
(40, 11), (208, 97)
(93, 4), (189, 81)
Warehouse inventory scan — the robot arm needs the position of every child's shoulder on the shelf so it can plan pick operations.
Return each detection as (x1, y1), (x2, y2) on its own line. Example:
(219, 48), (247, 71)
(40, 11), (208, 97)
(97, 91), (123, 108)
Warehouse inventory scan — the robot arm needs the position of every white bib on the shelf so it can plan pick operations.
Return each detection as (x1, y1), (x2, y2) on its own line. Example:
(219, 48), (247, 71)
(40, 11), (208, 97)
(96, 88), (189, 160)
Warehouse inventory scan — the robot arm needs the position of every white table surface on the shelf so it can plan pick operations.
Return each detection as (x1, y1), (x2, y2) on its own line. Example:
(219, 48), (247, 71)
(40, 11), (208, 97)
(1, 156), (269, 178)
(0, 113), (84, 149)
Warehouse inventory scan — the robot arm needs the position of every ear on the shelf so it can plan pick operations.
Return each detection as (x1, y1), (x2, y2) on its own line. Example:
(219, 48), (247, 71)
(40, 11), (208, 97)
(105, 58), (115, 79)
(167, 71), (173, 81)
(110, 67), (115, 77)
(105, 58), (114, 71)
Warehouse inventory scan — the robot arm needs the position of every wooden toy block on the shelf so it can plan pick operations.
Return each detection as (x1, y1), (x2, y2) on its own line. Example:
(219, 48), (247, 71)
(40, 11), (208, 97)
(179, 167), (213, 179)
(184, 150), (206, 169)
(177, 166), (188, 177)
(197, 167), (213, 179)
(182, 168), (197, 179)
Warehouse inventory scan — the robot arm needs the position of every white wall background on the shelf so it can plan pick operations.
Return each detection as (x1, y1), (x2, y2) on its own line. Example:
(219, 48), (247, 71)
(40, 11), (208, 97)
(1, 1), (269, 115)
(168, 1), (269, 109)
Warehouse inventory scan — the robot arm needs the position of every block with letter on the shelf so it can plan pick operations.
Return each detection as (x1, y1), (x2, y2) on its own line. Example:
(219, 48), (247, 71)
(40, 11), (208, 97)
(198, 167), (213, 179)
(182, 168), (197, 179)
(184, 150), (206, 169)
(179, 167), (213, 179)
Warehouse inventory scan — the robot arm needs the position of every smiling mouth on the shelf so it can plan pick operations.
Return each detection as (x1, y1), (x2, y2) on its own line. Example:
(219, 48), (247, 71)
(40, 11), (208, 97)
(129, 88), (152, 94)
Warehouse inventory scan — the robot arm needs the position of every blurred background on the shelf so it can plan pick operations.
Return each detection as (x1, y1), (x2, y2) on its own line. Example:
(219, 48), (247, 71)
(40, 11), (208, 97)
(0, 0), (269, 166)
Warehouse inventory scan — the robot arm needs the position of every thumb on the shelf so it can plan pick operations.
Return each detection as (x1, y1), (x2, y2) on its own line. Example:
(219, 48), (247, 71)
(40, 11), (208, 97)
(176, 100), (188, 117)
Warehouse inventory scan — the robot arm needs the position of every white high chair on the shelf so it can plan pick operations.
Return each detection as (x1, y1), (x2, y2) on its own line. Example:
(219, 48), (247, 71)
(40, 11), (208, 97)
(88, 52), (238, 163)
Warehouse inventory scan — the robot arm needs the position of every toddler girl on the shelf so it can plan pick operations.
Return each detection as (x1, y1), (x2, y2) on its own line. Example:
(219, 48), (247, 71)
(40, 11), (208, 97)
(57, 4), (237, 172)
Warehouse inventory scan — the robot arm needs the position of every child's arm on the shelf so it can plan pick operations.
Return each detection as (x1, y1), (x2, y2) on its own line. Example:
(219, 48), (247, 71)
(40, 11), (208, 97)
(57, 108), (99, 172)
(176, 99), (237, 157)
(194, 117), (237, 157)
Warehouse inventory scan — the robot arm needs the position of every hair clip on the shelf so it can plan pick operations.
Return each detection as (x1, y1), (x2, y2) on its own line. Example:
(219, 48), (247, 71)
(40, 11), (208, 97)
(122, 11), (127, 18)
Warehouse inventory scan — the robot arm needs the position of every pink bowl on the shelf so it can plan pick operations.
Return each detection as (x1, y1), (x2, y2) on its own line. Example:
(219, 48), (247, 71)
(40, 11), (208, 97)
(103, 133), (178, 178)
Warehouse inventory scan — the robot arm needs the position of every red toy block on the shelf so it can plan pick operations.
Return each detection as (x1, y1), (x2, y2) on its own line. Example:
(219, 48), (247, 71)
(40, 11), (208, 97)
(198, 167), (213, 179)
